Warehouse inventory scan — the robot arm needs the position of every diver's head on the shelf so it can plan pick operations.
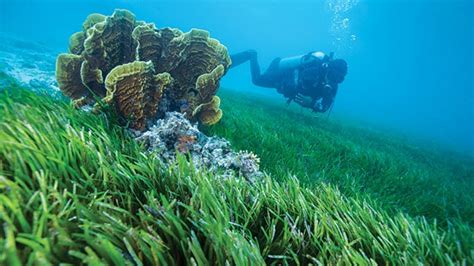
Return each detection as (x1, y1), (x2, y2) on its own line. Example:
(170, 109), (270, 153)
(327, 59), (348, 84)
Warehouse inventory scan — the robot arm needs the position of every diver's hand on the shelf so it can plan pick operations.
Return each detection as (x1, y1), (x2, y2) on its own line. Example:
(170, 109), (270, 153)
(294, 93), (313, 108)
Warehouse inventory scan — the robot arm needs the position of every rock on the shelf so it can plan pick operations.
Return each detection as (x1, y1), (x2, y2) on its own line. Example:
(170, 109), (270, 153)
(136, 112), (263, 182)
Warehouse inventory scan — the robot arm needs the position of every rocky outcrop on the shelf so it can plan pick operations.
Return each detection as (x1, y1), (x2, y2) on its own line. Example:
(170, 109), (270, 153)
(136, 112), (263, 182)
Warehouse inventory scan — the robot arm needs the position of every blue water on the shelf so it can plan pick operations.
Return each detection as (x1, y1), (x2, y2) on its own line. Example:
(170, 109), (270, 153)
(1, 0), (473, 154)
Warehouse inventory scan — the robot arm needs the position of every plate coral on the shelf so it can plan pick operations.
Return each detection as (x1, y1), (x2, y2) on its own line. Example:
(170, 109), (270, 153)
(56, 9), (231, 129)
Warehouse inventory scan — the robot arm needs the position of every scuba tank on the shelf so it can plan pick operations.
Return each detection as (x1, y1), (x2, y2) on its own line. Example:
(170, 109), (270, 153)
(278, 51), (332, 71)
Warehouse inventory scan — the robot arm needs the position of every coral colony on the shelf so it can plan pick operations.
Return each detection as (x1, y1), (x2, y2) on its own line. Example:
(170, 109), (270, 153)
(56, 10), (262, 180)
(135, 112), (262, 182)
(56, 9), (230, 129)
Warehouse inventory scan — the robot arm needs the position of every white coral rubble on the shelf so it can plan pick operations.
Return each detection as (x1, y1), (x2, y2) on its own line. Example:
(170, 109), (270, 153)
(135, 112), (262, 182)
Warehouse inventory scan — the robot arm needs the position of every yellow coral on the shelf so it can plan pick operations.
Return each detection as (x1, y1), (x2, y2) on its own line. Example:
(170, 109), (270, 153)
(56, 9), (230, 130)
(161, 28), (230, 82)
(67, 14), (106, 55)
(157, 27), (183, 48)
(82, 13), (106, 31)
(132, 24), (163, 67)
(80, 60), (104, 97)
(68, 32), (85, 55)
(56, 53), (88, 99)
(156, 29), (230, 120)
(192, 96), (223, 125)
(195, 65), (225, 103)
(82, 9), (138, 94)
(104, 61), (171, 130)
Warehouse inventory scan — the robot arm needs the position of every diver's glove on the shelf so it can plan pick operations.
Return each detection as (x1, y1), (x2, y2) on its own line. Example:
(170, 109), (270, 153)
(312, 100), (323, 112)
(294, 93), (313, 108)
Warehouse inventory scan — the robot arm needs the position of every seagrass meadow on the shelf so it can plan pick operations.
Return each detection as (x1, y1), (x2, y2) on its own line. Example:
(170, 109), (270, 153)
(0, 79), (473, 264)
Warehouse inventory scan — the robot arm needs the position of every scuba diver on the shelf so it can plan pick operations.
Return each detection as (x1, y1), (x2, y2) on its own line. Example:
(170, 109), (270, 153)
(229, 50), (348, 113)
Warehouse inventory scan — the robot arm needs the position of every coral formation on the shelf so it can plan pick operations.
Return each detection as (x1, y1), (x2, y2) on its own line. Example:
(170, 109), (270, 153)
(55, 54), (88, 99)
(103, 61), (172, 130)
(192, 95), (223, 125)
(136, 112), (263, 182)
(56, 9), (231, 129)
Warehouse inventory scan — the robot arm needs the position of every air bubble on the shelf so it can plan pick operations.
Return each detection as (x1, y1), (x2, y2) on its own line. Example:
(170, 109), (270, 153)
(342, 18), (350, 29)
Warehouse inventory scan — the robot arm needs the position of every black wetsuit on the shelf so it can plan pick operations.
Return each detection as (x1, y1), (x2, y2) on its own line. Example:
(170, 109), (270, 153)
(230, 50), (338, 113)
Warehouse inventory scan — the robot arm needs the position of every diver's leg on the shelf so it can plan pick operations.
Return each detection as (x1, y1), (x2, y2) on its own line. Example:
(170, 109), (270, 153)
(251, 56), (280, 88)
(230, 50), (275, 88)
(247, 51), (278, 88)
(229, 50), (257, 68)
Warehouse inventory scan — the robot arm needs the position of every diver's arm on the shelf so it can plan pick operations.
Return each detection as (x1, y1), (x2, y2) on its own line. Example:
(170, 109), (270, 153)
(294, 93), (316, 109)
(317, 84), (338, 113)
(295, 83), (338, 112)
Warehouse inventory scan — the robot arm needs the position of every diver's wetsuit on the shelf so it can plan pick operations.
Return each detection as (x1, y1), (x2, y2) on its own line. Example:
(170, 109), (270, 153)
(230, 50), (338, 113)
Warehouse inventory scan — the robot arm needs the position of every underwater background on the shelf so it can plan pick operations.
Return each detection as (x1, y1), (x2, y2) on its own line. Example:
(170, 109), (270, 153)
(1, 1), (474, 264)
(0, 0), (473, 154)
